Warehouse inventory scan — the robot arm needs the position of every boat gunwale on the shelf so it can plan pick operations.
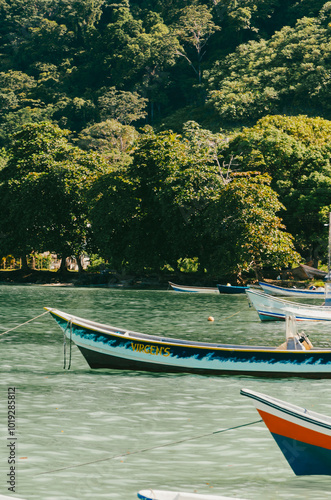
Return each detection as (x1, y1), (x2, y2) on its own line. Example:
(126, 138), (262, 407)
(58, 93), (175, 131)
(259, 282), (325, 295)
(45, 308), (331, 354)
(241, 388), (331, 430)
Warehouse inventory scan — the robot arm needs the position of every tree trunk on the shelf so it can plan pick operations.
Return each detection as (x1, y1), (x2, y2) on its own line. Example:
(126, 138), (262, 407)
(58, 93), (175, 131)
(313, 244), (320, 269)
(30, 253), (36, 270)
(21, 254), (29, 270)
(76, 255), (84, 273)
(59, 254), (68, 272)
(253, 261), (263, 281)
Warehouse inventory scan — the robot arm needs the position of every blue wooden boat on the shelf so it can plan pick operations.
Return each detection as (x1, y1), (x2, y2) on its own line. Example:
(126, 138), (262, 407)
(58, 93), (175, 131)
(217, 284), (249, 294)
(46, 308), (331, 378)
(168, 282), (219, 293)
(241, 388), (331, 475)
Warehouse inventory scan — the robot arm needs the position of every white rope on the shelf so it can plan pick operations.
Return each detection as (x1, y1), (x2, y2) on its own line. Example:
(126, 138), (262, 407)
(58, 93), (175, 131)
(63, 319), (73, 369)
(0, 310), (49, 337)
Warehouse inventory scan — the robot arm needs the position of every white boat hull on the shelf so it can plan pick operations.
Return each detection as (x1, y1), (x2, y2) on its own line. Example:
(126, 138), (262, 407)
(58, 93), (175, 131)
(259, 282), (325, 298)
(169, 282), (219, 293)
(246, 289), (331, 321)
(137, 490), (246, 500)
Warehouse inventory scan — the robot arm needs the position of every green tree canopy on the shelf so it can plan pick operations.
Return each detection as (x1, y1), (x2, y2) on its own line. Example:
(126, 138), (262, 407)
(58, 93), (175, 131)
(174, 1), (220, 83)
(97, 87), (148, 124)
(226, 114), (331, 264)
(0, 122), (106, 268)
(89, 125), (298, 277)
(77, 119), (138, 161)
(207, 12), (331, 123)
(203, 173), (299, 278)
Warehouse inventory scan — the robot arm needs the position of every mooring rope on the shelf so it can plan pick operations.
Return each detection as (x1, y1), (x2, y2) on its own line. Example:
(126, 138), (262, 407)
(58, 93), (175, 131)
(68, 320), (72, 370)
(63, 319), (73, 370)
(0, 310), (49, 337)
(219, 310), (241, 321)
(36, 418), (262, 476)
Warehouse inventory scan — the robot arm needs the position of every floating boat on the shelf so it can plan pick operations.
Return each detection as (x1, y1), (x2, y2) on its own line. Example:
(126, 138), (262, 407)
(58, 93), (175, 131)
(241, 387), (331, 475)
(0, 495), (27, 500)
(137, 489), (246, 500)
(246, 288), (331, 321)
(259, 281), (325, 298)
(217, 284), (249, 294)
(46, 308), (331, 378)
(168, 282), (219, 293)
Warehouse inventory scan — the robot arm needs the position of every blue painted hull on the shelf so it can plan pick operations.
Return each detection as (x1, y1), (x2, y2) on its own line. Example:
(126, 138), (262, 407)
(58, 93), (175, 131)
(272, 433), (331, 475)
(169, 282), (219, 293)
(242, 388), (331, 475)
(217, 284), (249, 294)
(46, 308), (331, 378)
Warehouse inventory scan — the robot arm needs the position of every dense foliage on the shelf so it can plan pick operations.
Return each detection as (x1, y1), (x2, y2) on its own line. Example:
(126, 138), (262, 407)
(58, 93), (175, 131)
(0, 1), (331, 278)
(227, 115), (331, 264)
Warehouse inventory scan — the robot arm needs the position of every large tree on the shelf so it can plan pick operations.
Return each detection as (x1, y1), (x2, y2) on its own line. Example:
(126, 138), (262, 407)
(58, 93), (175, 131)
(203, 172), (299, 279)
(0, 122), (105, 269)
(226, 114), (331, 264)
(174, 1), (220, 84)
(89, 124), (298, 277)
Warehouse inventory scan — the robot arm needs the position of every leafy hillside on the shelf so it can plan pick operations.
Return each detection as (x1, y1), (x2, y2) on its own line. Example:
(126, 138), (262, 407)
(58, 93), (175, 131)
(1, 0), (331, 278)
(0, 0), (330, 142)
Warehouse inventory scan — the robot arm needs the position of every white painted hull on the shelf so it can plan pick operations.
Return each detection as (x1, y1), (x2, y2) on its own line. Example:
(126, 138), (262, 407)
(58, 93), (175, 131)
(246, 289), (331, 321)
(259, 282), (325, 298)
(137, 489), (246, 500)
(169, 282), (219, 293)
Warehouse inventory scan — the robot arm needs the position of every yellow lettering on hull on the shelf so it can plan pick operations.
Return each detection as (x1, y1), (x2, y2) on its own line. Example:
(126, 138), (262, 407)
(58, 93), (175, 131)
(131, 342), (171, 357)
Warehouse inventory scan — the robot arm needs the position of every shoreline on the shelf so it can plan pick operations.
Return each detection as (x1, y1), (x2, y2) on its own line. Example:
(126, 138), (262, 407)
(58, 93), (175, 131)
(0, 269), (319, 290)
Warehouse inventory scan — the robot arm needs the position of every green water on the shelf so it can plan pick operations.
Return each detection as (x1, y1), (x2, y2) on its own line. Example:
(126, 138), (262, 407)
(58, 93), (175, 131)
(1, 284), (331, 500)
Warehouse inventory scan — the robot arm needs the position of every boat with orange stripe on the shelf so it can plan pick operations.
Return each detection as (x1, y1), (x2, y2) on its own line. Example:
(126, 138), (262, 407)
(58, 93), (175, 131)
(241, 388), (331, 475)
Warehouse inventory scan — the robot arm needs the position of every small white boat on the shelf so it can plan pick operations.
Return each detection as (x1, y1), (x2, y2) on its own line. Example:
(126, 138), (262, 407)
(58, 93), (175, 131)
(137, 489), (246, 500)
(0, 495), (26, 500)
(246, 288), (331, 321)
(168, 282), (219, 293)
(259, 281), (325, 298)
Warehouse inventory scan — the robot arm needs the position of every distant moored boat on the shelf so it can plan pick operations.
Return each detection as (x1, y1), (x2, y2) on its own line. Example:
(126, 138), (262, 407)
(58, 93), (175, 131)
(168, 281), (219, 293)
(259, 281), (325, 298)
(217, 284), (249, 294)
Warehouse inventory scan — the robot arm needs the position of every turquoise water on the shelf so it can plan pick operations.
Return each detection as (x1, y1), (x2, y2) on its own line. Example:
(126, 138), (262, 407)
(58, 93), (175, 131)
(1, 284), (331, 500)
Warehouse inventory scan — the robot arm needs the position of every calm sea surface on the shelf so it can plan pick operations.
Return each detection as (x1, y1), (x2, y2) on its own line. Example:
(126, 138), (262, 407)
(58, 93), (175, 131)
(1, 284), (331, 500)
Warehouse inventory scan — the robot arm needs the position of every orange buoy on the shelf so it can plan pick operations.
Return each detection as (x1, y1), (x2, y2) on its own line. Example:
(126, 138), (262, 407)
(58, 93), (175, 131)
(208, 316), (215, 322)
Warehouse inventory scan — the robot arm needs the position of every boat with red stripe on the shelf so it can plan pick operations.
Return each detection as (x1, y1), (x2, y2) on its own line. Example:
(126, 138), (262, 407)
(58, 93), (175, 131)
(241, 388), (331, 475)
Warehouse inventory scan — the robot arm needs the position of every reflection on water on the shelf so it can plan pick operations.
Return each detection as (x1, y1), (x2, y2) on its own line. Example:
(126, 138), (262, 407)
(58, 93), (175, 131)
(1, 285), (331, 500)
